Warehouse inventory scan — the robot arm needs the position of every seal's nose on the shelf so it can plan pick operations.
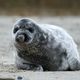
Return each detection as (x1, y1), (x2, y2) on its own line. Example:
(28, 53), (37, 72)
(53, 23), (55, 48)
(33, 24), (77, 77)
(16, 34), (25, 43)
(15, 33), (31, 43)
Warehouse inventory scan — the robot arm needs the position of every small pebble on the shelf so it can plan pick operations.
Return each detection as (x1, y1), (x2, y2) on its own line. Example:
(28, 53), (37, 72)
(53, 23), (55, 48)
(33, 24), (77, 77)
(16, 76), (29, 80)
(17, 76), (23, 80)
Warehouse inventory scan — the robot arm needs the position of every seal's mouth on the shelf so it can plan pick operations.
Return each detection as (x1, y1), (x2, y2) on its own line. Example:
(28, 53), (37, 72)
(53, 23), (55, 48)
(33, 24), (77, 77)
(15, 33), (31, 43)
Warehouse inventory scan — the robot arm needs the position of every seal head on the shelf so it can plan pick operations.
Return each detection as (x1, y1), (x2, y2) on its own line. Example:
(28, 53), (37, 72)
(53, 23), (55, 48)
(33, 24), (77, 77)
(13, 19), (37, 44)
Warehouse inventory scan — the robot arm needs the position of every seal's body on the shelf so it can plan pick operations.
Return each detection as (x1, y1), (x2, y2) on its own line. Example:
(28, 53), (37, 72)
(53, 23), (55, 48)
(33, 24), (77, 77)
(12, 18), (80, 71)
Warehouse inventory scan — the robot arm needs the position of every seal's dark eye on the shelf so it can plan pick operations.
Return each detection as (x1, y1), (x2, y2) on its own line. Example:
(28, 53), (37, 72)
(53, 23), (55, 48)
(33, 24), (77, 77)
(28, 27), (34, 33)
(13, 27), (19, 33)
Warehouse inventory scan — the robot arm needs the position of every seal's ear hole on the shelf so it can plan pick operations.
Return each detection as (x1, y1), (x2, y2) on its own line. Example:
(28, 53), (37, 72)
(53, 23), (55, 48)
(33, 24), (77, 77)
(13, 27), (19, 34)
(28, 27), (34, 33)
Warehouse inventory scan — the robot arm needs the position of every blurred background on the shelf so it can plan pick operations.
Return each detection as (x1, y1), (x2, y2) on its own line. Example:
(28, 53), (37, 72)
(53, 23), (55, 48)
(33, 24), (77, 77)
(0, 0), (80, 16)
(0, 0), (80, 72)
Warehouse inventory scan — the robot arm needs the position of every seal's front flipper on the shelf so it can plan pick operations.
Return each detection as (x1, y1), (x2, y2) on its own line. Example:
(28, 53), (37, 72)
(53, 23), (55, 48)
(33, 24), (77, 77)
(20, 63), (43, 71)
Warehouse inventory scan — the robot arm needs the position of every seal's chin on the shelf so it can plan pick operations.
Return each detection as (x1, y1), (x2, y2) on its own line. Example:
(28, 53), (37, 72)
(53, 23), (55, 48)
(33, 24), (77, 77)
(15, 33), (31, 44)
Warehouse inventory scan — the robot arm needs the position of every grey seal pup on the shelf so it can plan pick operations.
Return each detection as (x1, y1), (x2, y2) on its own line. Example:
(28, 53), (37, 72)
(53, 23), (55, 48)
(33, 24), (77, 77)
(12, 18), (80, 71)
